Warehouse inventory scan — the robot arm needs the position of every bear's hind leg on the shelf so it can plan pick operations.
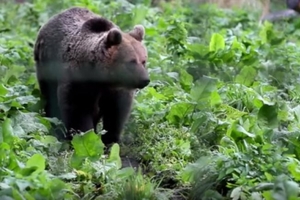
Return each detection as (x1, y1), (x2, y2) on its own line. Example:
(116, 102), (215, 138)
(38, 79), (69, 140)
(38, 79), (61, 120)
(99, 89), (134, 145)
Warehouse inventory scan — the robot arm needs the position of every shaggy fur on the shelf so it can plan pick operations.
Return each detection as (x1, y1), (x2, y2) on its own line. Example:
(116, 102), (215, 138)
(34, 7), (150, 145)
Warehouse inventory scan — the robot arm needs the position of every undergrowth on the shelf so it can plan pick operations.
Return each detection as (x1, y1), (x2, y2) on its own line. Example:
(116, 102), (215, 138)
(1, 0), (300, 199)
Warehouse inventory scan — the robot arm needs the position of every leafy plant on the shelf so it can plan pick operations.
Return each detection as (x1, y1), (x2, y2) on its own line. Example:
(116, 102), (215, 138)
(2, 0), (300, 199)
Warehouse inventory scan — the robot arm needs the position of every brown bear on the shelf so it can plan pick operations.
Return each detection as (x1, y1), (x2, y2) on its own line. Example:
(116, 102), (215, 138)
(33, 7), (150, 145)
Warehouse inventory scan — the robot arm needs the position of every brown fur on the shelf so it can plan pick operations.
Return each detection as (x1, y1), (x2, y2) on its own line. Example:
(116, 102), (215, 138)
(34, 7), (150, 145)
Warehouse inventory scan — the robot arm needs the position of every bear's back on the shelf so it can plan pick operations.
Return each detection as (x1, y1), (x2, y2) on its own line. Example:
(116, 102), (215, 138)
(34, 7), (100, 62)
(39, 7), (98, 38)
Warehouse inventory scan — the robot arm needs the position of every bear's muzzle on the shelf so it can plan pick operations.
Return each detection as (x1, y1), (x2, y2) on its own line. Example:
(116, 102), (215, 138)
(137, 79), (150, 89)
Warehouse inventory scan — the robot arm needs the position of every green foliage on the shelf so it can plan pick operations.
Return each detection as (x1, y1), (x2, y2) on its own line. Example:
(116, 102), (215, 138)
(2, 0), (300, 199)
(70, 130), (104, 169)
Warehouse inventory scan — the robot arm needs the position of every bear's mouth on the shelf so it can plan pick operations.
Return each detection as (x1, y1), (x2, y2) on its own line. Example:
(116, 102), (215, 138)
(136, 79), (150, 89)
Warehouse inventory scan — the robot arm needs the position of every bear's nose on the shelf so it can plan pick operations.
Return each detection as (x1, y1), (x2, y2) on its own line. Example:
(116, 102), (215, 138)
(137, 79), (150, 89)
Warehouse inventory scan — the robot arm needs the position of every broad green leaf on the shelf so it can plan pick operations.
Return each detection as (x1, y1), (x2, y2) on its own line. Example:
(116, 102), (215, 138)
(191, 113), (208, 133)
(133, 6), (148, 25)
(179, 69), (193, 91)
(210, 90), (222, 106)
(166, 102), (194, 125)
(0, 84), (8, 96)
(147, 87), (167, 100)
(19, 167), (38, 177)
(231, 37), (243, 50)
(235, 66), (257, 87)
(71, 130), (104, 159)
(107, 143), (122, 169)
(203, 190), (223, 200)
(70, 152), (85, 169)
(190, 76), (218, 103)
(209, 33), (225, 51)
(25, 154), (46, 174)
(187, 43), (209, 54)
(272, 175), (300, 200)
(287, 161), (300, 181)
(259, 22), (273, 44)
(251, 192), (263, 200)
(1, 118), (14, 144)
(48, 178), (71, 197)
(116, 167), (135, 179)
(10, 111), (48, 135)
(230, 186), (242, 200)
(181, 156), (213, 182)
(228, 121), (255, 140)
(258, 104), (278, 128)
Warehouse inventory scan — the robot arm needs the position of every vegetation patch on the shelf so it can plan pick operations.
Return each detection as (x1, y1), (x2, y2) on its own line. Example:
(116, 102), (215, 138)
(1, 0), (300, 199)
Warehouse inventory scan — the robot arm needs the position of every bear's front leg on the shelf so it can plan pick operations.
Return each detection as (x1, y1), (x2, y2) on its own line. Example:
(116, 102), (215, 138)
(57, 83), (95, 140)
(98, 89), (135, 145)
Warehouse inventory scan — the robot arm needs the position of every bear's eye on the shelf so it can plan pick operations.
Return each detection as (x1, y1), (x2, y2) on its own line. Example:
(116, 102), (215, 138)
(141, 60), (146, 66)
(129, 59), (137, 64)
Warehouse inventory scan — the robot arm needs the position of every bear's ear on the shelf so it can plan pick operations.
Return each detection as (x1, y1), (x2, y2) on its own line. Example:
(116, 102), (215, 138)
(105, 28), (122, 47)
(81, 17), (114, 33)
(128, 25), (145, 42)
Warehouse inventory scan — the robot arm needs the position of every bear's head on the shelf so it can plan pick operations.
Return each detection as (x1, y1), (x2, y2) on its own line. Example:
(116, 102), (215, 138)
(81, 17), (150, 90)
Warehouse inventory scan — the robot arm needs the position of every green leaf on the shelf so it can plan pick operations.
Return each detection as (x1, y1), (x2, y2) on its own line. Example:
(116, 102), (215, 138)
(71, 130), (104, 157)
(10, 111), (48, 136)
(272, 175), (300, 200)
(70, 152), (85, 169)
(228, 121), (255, 140)
(133, 5), (148, 25)
(210, 90), (222, 106)
(191, 114), (207, 133)
(287, 161), (300, 182)
(209, 33), (225, 52)
(71, 130), (104, 168)
(39, 135), (62, 153)
(203, 190), (223, 200)
(230, 186), (242, 200)
(116, 167), (135, 179)
(19, 167), (39, 177)
(25, 154), (46, 175)
(231, 37), (243, 50)
(179, 69), (193, 91)
(0, 84), (8, 96)
(166, 102), (194, 125)
(190, 76), (218, 104)
(107, 143), (122, 169)
(48, 178), (71, 197)
(235, 66), (257, 87)
(259, 22), (273, 44)
(1, 118), (14, 144)
(258, 104), (278, 128)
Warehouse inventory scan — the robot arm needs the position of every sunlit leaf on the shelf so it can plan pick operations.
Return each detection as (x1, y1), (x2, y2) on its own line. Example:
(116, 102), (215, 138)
(209, 33), (225, 51)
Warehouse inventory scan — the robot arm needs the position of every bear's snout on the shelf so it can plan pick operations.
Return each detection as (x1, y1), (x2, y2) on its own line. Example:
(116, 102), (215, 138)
(137, 79), (150, 89)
